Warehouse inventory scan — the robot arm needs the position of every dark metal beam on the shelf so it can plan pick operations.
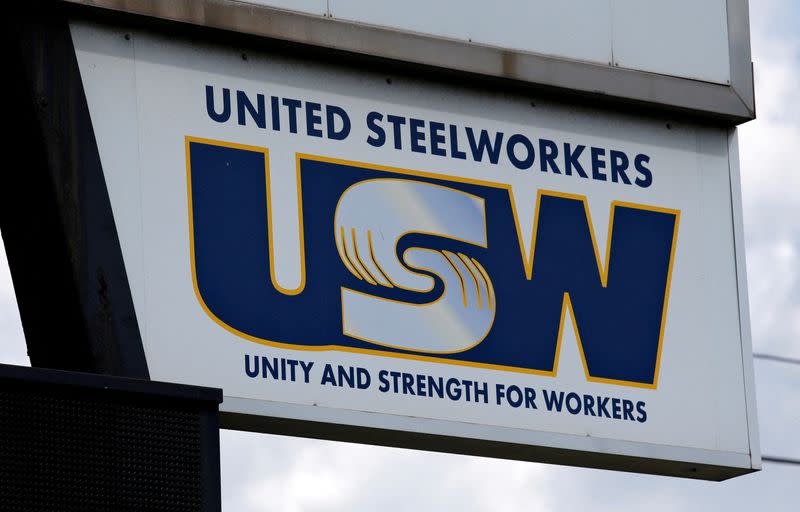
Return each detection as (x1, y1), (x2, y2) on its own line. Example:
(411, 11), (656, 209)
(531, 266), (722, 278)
(1, 2), (149, 378)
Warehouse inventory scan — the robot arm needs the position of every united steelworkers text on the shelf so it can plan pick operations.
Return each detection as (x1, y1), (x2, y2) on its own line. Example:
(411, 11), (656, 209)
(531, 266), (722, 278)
(206, 85), (654, 188)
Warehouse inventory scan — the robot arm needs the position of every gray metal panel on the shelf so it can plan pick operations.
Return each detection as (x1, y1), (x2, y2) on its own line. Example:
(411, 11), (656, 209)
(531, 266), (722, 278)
(727, 0), (756, 115)
(610, 0), (730, 84)
(220, 397), (756, 481)
(726, 130), (762, 469)
(59, 0), (755, 124)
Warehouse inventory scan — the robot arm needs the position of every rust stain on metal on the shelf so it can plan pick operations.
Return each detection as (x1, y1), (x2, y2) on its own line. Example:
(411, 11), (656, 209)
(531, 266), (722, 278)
(501, 51), (517, 78)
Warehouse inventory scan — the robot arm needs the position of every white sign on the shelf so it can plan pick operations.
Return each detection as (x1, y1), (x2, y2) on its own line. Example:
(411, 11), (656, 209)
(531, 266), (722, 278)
(71, 19), (759, 479)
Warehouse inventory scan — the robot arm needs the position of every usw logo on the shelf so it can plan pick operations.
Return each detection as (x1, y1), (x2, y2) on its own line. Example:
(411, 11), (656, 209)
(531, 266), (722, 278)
(186, 137), (680, 388)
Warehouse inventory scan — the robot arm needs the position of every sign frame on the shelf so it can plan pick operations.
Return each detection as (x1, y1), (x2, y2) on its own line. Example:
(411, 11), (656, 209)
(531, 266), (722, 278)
(59, 0), (755, 123)
(3, 2), (760, 481)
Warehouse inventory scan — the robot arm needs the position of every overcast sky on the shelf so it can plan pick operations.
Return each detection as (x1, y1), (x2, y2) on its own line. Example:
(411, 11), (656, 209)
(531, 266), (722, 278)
(2, 1), (799, 510)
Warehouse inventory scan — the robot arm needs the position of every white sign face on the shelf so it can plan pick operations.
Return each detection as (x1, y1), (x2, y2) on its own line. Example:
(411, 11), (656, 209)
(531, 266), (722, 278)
(71, 19), (759, 478)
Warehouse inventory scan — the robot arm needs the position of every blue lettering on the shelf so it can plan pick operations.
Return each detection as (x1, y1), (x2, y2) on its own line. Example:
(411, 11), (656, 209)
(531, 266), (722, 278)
(591, 147), (607, 181)
(506, 133), (535, 170)
(539, 138), (561, 174)
(610, 150), (631, 185)
(466, 127), (504, 164)
(205, 85), (230, 123)
(597, 396), (610, 417)
(366, 111), (386, 147)
(429, 121), (447, 156)
(409, 118), (426, 154)
(236, 90), (265, 128)
(378, 370), (390, 392)
(622, 399), (635, 421)
(524, 387), (537, 409)
(244, 354), (259, 377)
(583, 394), (596, 416)
(281, 98), (302, 133)
(566, 392), (582, 414)
(386, 115), (406, 150)
(450, 124), (467, 160)
(543, 390), (565, 411)
(262, 357), (279, 379)
(270, 96), (280, 130)
(321, 364), (337, 386)
(635, 154), (653, 188)
(305, 101), (323, 137)
(564, 143), (588, 178)
(636, 401), (647, 423)
(326, 105), (351, 141)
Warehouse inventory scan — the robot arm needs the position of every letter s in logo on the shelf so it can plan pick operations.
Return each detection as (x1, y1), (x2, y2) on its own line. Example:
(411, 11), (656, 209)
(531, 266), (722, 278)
(335, 179), (495, 353)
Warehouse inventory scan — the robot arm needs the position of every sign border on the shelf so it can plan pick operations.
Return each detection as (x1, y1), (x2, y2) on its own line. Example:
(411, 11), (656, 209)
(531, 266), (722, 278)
(4, 4), (758, 481)
(59, 0), (754, 124)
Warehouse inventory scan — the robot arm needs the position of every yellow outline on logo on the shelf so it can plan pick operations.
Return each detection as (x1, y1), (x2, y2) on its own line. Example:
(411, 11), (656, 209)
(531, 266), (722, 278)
(339, 247), (494, 355)
(332, 177), (488, 294)
(528, 190), (681, 389)
(185, 136), (680, 388)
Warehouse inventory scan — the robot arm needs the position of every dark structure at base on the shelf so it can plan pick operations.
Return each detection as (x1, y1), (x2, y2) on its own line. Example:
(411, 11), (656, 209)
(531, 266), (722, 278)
(2, 1), (149, 378)
(0, 364), (222, 512)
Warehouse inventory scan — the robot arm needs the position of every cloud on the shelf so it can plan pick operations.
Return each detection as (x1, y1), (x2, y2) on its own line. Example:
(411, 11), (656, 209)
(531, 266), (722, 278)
(221, 431), (553, 512)
(738, 0), (800, 357)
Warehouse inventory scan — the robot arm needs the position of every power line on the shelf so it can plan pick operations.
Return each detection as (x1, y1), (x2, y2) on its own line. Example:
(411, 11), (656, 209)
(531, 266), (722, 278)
(753, 353), (800, 366)
(762, 455), (800, 466)
(751, 354), (800, 467)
